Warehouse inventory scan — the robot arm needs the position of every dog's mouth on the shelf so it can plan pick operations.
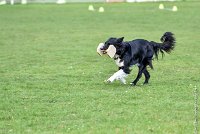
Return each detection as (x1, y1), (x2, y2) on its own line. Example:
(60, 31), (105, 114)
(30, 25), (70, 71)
(103, 51), (107, 54)
(101, 49), (107, 54)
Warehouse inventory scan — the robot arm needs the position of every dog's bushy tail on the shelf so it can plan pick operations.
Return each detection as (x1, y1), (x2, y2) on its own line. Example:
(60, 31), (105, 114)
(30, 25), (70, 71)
(150, 32), (176, 59)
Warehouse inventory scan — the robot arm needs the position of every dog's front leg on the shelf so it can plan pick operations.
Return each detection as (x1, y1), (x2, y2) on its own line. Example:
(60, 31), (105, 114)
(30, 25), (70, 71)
(107, 69), (128, 84)
(117, 77), (127, 84)
(106, 71), (119, 83)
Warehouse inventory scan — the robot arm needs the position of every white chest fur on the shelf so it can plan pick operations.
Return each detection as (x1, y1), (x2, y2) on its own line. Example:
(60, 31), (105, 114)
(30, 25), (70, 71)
(115, 58), (124, 67)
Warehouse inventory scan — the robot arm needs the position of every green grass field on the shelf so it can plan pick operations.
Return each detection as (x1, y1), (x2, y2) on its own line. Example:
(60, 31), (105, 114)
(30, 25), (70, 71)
(0, 2), (200, 134)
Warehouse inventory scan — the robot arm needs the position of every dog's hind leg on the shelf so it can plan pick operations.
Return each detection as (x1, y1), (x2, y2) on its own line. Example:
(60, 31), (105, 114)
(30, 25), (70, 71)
(143, 68), (150, 84)
(143, 59), (153, 84)
(130, 64), (145, 86)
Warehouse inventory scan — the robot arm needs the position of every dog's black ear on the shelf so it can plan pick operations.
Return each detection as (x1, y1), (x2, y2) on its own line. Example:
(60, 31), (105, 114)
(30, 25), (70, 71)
(117, 37), (124, 43)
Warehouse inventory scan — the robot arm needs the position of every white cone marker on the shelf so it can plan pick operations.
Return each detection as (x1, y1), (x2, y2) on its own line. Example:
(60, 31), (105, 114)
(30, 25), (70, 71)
(99, 7), (104, 13)
(88, 5), (95, 11)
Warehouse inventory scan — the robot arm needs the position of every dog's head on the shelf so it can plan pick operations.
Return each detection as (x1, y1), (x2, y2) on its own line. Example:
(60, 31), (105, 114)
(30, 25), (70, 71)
(101, 37), (125, 55)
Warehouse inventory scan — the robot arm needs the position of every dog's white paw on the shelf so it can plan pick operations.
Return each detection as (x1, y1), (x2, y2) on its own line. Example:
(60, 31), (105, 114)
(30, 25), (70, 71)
(104, 79), (112, 83)
(107, 78), (114, 83)
(107, 80), (112, 83)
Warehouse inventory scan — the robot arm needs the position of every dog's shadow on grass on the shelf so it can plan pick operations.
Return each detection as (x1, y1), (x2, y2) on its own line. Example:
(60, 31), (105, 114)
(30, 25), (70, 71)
(101, 81), (152, 90)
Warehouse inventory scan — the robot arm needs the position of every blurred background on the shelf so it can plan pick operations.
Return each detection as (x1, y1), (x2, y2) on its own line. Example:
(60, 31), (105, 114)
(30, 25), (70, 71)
(0, 0), (194, 4)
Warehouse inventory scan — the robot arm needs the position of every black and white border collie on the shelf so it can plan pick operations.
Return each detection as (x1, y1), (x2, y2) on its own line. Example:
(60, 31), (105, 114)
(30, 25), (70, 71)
(100, 32), (176, 85)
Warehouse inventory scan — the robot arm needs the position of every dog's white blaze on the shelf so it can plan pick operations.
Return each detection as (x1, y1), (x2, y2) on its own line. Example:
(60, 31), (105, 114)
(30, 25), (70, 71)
(107, 69), (128, 84)
(115, 58), (124, 67)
